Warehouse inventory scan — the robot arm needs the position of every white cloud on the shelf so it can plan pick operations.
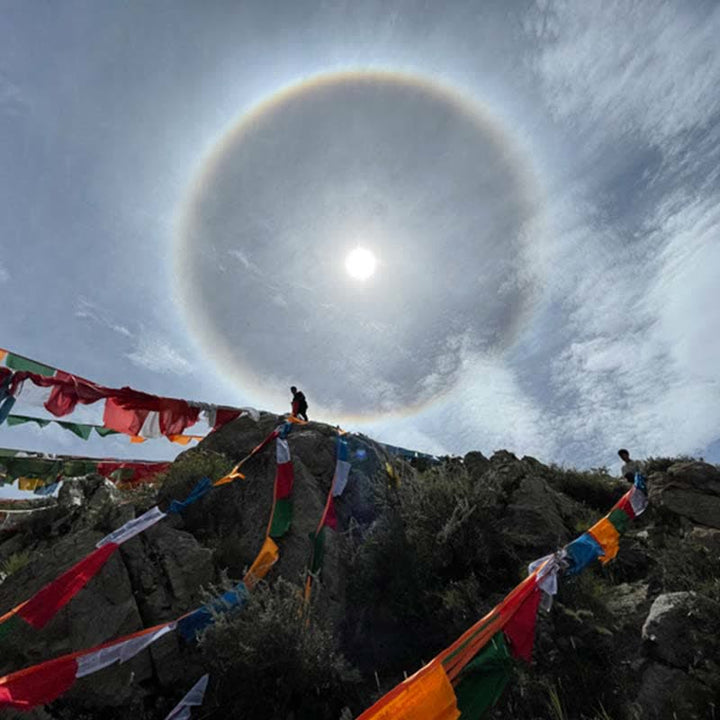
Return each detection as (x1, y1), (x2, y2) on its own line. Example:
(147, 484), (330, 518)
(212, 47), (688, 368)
(0, 263), (8, 283)
(526, 0), (720, 151)
(75, 297), (132, 337)
(126, 335), (192, 375)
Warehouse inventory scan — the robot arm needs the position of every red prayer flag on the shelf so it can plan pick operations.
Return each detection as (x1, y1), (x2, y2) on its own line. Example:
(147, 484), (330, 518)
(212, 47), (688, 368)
(276, 462), (294, 500)
(323, 496), (338, 530)
(103, 398), (148, 435)
(17, 543), (119, 629)
(0, 656), (78, 709)
(613, 491), (636, 520)
(503, 585), (542, 662)
(213, 408), (241, 430)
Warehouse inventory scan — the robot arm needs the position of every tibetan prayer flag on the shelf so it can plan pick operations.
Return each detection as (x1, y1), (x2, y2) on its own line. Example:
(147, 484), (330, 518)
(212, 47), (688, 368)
(5, 353), (55, 376)
(503, 585), (542, 662)
(76, 623), (175, 677)
(613, 491), (636, 521)
(356, 662), (459, 720)
(565, 533), (602, 576)
(268, 498), (292, 538)
(103, 398), (147, 436)
(629, 485), (648, 516)
(244, 537), (279, 589)
(276, 460), (294, 499)
(7, 415), (49, 428)
(168, 477), (212, 514)
(454, 634), (512, 718)
(58, 421), (93, 440)
(164, 674), (209, 720)
(588, 517), (620, 564)
(97, 506), (166, 547)
(16, 542), (119, 629)
(608, 508), (629, 535)
(177, 584), (248, 641)
(0, 655), (78, 709)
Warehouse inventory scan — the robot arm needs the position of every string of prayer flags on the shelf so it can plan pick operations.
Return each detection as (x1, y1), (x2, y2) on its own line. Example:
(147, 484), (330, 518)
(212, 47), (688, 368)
(268, 423), (295, 538)
(304, 435), (352, 602)
(564, 533), (603, 576)
(0, 620), (176, 709)
(164, 674), (209, 720)
(4, 413), (201, 444)
(0, 482), (210, 637)
(0, 347), (252, 442)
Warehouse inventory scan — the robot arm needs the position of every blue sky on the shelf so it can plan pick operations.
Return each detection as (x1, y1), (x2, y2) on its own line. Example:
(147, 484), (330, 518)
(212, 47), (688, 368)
(1, 0), (719, 482)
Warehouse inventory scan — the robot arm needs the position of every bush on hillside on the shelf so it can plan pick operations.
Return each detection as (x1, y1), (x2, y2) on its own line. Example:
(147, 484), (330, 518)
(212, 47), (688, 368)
(643, 455), (696, 475)
(158, 449), (235, 499)
(200, 578), (359, 720)
(345, 460), (521, 672)
(546, 465), (624, 511)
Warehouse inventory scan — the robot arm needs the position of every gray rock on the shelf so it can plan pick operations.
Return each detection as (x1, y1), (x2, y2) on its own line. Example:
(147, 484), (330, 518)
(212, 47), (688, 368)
(636, 661), (716, 720)
(650, 462), (720, 529)
(642, 591), (720, 669)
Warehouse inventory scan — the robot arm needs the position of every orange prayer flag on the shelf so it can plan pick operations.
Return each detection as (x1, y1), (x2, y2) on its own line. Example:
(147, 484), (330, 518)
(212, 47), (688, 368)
(168, 435), (192, 446)
(357, 662), (459, 720)
(130, 436), (146, 444)
(0, 349), (7, 363)
(243, 537), (279, 590)
(588, 517), (620, 564)
(212, 466), (245, 487)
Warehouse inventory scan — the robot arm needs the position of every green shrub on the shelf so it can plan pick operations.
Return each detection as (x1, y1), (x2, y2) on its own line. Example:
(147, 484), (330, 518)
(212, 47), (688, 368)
(547, 466), (625, 511)
(200, 578), (359, 719)
(158, 449), (235, 499)
(1, 550), (31, 577)
(643, 455), (696, 474)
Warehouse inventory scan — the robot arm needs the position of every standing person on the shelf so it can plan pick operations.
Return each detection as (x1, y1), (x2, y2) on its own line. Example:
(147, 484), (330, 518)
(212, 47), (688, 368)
(290, 386), (309, 421)
(618, 449), (644, 483)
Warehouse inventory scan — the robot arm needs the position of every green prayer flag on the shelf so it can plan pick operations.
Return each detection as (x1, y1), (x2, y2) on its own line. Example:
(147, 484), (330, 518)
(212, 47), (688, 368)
(58, 422), (92, 440)
(7, 415), (50, 428)
(269, 498), (293, 538)
(608, 508), (630, 535)
(63, 460), (99, 477)
(5, 353), (55, 377)
(453, 633), (513, 719)
(94, 426), (120, 437)
(309, 527), (327, 575)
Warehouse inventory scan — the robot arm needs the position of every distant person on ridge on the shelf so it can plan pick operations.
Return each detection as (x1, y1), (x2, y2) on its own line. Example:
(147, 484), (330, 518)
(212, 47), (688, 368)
(618, 449), (644, 483)
(290, 386), (308, 421)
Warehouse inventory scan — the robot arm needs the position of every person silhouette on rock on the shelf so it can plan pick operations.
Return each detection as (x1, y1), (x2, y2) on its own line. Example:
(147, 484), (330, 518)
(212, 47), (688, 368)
(290, 386), (308, 421)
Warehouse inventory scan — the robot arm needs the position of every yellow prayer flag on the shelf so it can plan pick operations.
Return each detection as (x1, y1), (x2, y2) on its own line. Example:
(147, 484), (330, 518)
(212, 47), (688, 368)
(0, 349), (7, 363)
(357, 662), (459, 720)
(18, 477), (43, 491)
(589, 517), (620, 564)
(243, 537), (279, 590)
(213, 466), (245, 487)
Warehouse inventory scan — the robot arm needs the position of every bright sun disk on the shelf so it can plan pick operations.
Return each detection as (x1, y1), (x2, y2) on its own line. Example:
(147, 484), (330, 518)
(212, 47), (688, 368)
(345, 247), (377, 281)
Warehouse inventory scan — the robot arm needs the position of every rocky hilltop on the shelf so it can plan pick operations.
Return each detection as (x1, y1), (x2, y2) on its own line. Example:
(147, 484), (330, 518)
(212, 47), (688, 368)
(0, 413), (718, 719)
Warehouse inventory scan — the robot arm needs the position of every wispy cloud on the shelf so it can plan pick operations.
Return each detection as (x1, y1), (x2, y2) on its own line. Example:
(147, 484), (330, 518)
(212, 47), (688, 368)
(75, 297), (132, 337)
(525, 0), (720, 153)
(0, 263), (9, 284)
(126, 334), (192, 375)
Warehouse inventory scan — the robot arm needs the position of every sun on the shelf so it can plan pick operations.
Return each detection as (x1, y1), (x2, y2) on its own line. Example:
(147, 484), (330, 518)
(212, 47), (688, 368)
(345, 247), (377, 281)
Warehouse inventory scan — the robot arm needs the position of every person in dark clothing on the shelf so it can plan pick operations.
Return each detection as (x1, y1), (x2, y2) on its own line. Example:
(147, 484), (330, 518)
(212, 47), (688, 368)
(618, 448), (644, 483)
(290, 386), (308, 421)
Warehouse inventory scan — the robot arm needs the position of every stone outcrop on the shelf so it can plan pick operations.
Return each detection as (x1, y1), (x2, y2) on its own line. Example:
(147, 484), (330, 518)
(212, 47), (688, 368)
(650, 461), (720, 529)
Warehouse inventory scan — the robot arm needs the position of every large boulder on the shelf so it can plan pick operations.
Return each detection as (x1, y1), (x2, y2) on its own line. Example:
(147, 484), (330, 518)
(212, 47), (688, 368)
(650, 462), (720, 528)
(641, 591), (720, 669)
